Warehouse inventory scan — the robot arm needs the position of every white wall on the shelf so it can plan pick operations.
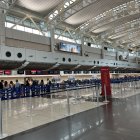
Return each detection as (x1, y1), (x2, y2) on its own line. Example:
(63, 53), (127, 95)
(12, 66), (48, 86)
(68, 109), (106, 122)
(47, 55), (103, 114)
(3, 29), (139, 69)
(6, 28), (51, 45)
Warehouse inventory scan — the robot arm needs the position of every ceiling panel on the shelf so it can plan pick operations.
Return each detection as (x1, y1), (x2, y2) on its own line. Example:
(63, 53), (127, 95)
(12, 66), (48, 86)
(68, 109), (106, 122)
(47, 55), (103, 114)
(10, 0), (140, 50)
(65, 0), (132, 26)
(93, 13), (140, 34)
(16, 0), (62, 15)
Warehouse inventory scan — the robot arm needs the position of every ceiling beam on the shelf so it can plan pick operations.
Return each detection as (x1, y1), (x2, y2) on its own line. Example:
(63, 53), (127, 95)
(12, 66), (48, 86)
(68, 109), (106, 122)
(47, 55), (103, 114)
(0, 4), (44, 21)
(126, 39), (140, 48)
(28, 17), (45, 36)
(77, 1), (139, 33)
(10, 16), (27, 29)
(45, 0), (99, 26)
(115, 30), (140, 44)
(101, 18), (140, 39)
(7, 0), (17, 11)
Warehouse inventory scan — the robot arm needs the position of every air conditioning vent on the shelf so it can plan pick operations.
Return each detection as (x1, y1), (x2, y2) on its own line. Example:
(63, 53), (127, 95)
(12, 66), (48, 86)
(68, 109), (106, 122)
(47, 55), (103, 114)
(6, 51), (11, 57)
(17, 53), (22, 58)
(68, 58), (71, 62)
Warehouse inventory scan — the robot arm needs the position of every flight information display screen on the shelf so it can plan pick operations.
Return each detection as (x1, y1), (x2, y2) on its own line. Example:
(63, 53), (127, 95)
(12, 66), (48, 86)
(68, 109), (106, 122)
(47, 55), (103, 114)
(48, 71), (60, 75)
(0, 70), (3, 75)
(17, 70), (24, 74)
(59, 42), (81, 54)
(30, 70), (37, 75)
(4, 70), (11, 75)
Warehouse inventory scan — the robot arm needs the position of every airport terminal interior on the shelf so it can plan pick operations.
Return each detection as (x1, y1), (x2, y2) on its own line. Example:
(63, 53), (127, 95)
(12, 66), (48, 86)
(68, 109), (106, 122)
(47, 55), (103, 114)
(1, 0), (140, 140)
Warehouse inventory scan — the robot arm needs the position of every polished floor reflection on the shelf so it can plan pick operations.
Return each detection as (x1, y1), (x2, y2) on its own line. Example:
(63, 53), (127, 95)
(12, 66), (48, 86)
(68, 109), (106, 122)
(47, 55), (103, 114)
(111, 81), (140, 99)
(3, 93), (140, 140)
(2, 96), (104, 136)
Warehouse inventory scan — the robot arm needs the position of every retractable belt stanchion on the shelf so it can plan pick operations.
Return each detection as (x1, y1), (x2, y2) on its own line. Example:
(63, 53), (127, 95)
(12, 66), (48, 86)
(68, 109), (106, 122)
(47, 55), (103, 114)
(123, 81), (126, 96)
(103, 84), (109, 103)
(135, 79), (137, 89)
(93, 85), (96, 102)
(120, 81), (123, 98)
(50, 93), (53, 105)
(134, 80), (136, 94)
(118, 81), (120, 92)
(96, 84), (99, 104)
(137, 81), (140, 89)
(66, 89), (70, 116)
(0, 92), (7, 139)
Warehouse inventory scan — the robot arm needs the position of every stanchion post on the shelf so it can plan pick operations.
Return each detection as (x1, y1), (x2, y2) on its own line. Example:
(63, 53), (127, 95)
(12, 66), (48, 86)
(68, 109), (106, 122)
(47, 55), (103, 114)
(50, 93), (53, 105)
(0, 93), (7, 139)
(103, 84), (109, 103)
(66, 90), (70, 116)
(135, 80), (137, 89)
(104, 84), (107, 102)
(93, 86), (95, 102)
(117, 81), (120, 90)
(39, 86), (41, 96)
(123, 82), (126, 96)
(121, 82), (123, 98)
(96, 84), (99, 104)
(134, 81), (136, 93)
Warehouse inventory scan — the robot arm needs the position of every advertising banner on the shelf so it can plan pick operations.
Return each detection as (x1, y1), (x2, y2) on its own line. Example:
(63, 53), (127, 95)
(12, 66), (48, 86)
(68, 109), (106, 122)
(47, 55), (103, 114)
(100, 67), (111, 96)
(59, 42), (81, 54)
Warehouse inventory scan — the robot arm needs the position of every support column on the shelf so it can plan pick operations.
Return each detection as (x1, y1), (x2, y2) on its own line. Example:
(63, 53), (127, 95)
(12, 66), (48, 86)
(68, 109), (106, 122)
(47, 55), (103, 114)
(136, 51), (138, 64)
(50, 25), (55, 52)
(0, 3), (5, 46)
(101, 47), (105, 59)
(81, 34), (84, 56)
(116, 51), (119, 61)
(127, 51), (129, 62)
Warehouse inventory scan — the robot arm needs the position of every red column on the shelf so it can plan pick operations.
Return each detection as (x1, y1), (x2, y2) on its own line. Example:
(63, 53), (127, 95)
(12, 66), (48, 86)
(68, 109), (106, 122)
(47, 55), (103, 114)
(100, 67), (112, 96)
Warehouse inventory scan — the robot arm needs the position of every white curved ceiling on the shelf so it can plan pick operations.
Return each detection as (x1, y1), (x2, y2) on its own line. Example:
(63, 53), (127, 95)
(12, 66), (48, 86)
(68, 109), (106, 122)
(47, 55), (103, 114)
(6, 0), (140, 49)
(65, 0), (132, 25)
(17, 0), (63, 14)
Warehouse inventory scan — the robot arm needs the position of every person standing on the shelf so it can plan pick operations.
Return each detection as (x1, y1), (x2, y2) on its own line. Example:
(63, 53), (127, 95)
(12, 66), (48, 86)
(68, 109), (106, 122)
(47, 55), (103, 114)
(4, 81), (9, 89)
(40, 80), (44, 86)
(15, 80), (21, 88)
(0, 80), (3, 90)
(9, 81), (15, 88)
(47, 78), (52, 95)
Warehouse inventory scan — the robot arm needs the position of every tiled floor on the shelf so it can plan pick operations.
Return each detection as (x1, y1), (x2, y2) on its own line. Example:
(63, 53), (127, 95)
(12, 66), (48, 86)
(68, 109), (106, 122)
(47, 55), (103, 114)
(2, 96), (105, 136)
(3, 92), (140, 140)
(112, 84), (140, 98)
(1, 84), (140, 140)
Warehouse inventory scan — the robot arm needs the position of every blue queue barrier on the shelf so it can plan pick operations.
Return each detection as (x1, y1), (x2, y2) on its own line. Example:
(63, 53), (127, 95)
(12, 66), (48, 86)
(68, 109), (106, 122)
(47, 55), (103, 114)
(0, 83), (96, 100)
(22, 86), (30, 97)
(4, 88), (12, 100)
(14, 87), (21, 99)
(0, 77), (140, 100)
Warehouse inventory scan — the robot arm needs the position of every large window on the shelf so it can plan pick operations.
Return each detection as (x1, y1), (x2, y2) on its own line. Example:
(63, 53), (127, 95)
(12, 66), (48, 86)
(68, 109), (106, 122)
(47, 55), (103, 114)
(54, 34), (81, 44)
(5, 15), (51, 37)
(129, 52), (137, 56)
(107, 47), (116, 52)
(5, 22), (14, 28)
(16, 25), (25, 31)
(5, 21), (51, 37)
(25, 27), (32, 33)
